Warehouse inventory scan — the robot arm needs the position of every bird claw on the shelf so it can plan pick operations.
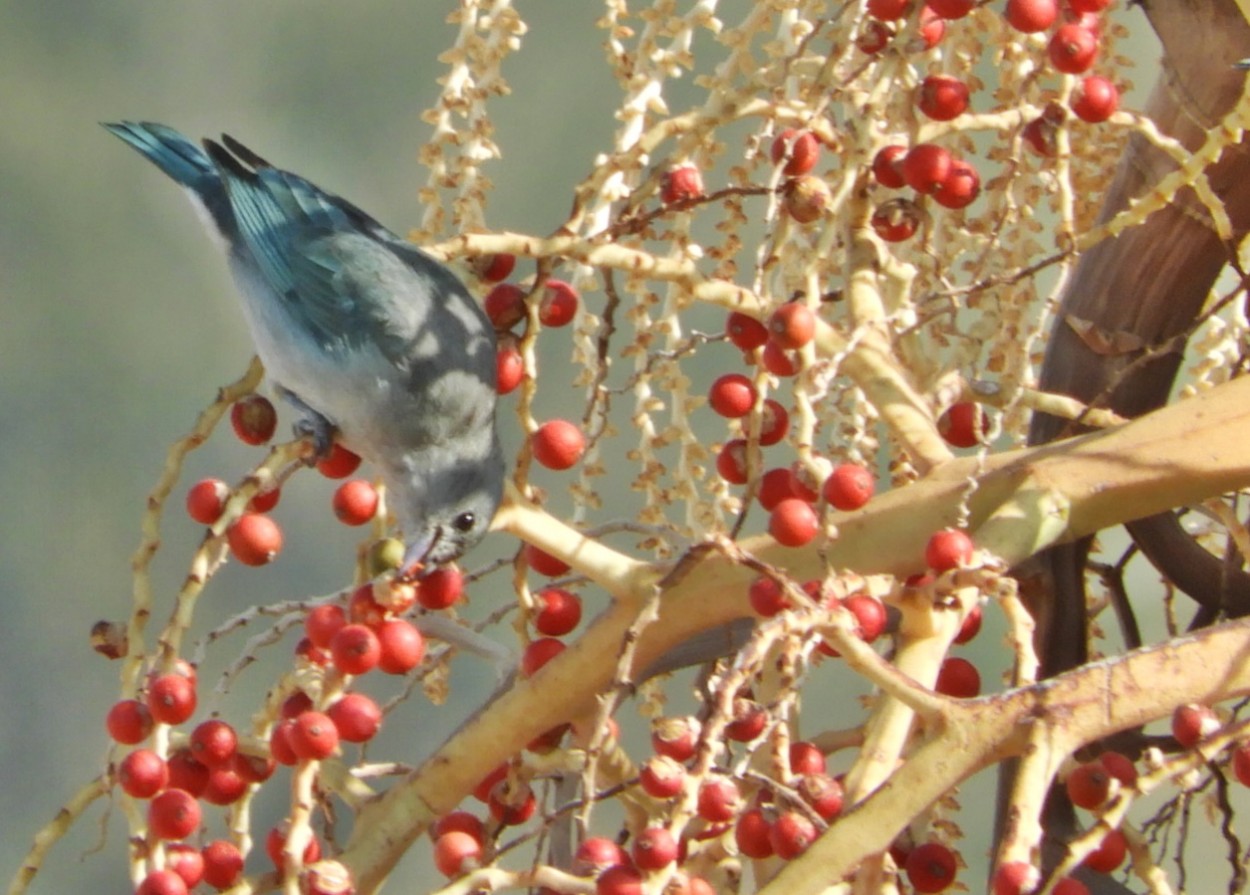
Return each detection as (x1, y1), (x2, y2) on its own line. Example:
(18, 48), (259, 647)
(277, 386), (337, 460)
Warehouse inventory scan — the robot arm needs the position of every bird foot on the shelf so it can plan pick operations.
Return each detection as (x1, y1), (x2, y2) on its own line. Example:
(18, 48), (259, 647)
(276, 386), (337, 460)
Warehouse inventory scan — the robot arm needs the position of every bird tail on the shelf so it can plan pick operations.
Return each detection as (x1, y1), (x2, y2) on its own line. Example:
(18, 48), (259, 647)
(103, 121), (234, 237)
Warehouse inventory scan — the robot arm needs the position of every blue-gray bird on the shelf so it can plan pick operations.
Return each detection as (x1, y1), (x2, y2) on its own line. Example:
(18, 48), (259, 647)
(105, 122), (504, 570)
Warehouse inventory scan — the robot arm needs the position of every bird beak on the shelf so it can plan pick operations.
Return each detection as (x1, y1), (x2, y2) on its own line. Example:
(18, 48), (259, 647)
(399, 528), (439, 580)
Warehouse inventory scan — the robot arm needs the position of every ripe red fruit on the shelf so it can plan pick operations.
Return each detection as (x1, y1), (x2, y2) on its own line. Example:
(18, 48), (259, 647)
(418, 565), (464, 609)
(136, 870), (189, 895)
(248, 485), (280, 513)
(1048, 24), (1099, 74)
(597, 865), (644, 895)
(708, 373), (757, 418)
(147, 673), (198, 725)
(119, 749), (168, 798)
(166, 749), (209, 797)
(652, 716), (700, 761)
(190, 719), (238, 768)
(872, 145), (908, 188)
(761, 340), (801, 375)
(768, 302), (817, 350)
(917, 75), (969, 121)
(1052, 878), (1090, 895)
(202, 840), (244, 889)
(1083, 827), (1127, 873)
(305, 604), (347, 650)
(935, 657), (981, 697)
(992, 861), (1039, 895)
(1232, 741), (1250, 786)
(532, 419), (586, 470)
(1005, 0), (1057, 31)
(484, 282), (527, 330)
(539, 279), (579, 327)
(933, 159), (980, 210)
(771, 129), (821, 177)
(107, 699), (154, 744)
(328, 692), (383, 743)
(798, 772), (844, 819)
(535, 587), (582, 636)
(790, 740), (827, 776)
(927, 0), (973, 16)
(269, 721), (299, 766)
(640, 755), (686, 799)
(574, 837), (629, 876)
(871, 198), (921, 242)
(202, 759), (248, 805)
(844, 593), (889, 642)
(148, 788), (201, 840)
(725, 696), (768, 741)
(377, 618), (425, 674)
(186, 478), (230, 525)
(716, 439), (750, 484)
(1099, 750), (1138, 787)
(227, 513), (283, 566)
(266, 822), (321, 870)
(332, 479), (378, 526)
(1022, 114), (1060, 158)
(348, 583), (386, 626)
(759, 467), (800, 510)
(524, 544), (571, 577)
(867, 0), (912, 19)
(905, 841), (958, 892)
(1065, 760), (1112, 809)
(433, 830), (482, 877)
(488, 779), (537, 825)
(770, 810), (818, 860)
(1172, 703), (1220, 747)
(521, 637), (566, 676)
(736, 807), (775, 858)
(955, 603), (983, 644)
(697, 776), (741, 822)
(315, 443), (362, 479)
(823, 463), (875, 511)
(632, 826), (679, 870)
(759, 398), (790, 445)
(939, 401), (987, 447)
(230, 395), (277, 445)
(432, 811), (485, 843)
(330, 624), (381, 676)
(303, 860), (354, 895)
(856, 20), (893, 54)
(917, 5), (946, 46)
(496, 341), (525, 395)
(661, 163), (704, 205)
(770, 497), (820, 546)
(726, 311), (770, 351)
(471, 252), (516, 283)
(902, 144), (953, 194)
(288, 711), (340, 760)
(749, 575), (790, 617)
(165, 843), (204, 889)
(925, 528), (975, 572)
(1072, 75), (1119, 123)
(1069, 0), (1111, 10)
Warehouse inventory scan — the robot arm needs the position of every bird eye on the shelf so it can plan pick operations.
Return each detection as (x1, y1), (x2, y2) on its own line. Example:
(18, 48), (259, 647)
(453, 511), (476, 533)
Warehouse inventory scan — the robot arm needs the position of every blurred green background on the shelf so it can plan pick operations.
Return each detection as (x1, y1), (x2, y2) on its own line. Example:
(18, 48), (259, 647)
(0, 3), (1189, 894)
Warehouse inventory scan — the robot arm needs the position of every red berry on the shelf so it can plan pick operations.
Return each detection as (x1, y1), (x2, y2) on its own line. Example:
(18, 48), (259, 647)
(798, 772), (844, 820)
(1022, 115), (1060, 158)
(708, 373), (757, 418)
(771, 129), (822, 177)
(759, 398), (790, 445)
(227, 513), (283, 566)
(532, 419), (586, 470)
(933, 159), (980, 210)
(377, 618), (425, 674)
(332, 479), (378, 526)
(202, 759), (248, 805)
(955, 603), (983, 643)
(107, 699), (154, 744)
(1072, 75), (1119, 123)
(305, 604), (347, 650)
(769, 303), (817, 350)
(903, 144), (952, 194)
(770, 810), (818, 860)
(867, 0), (912, 19)
(484, 282), (527, 330)
(716, 439), (750, 484)
(857, 19), (894, 54)
(471, 252), (516, 283)
(288, 711), (340, 761)
(1083, 827), (1127, 873)
(348, 583), (386, 626)
(190, 719), (238, 768)
(248, 485), (281, 513)
(761, 340), (801, 376)
(758, 467), (802, 510)
(136, 870), (189, 895)
(939, 401), (987, 447)
(632, 826), (679, 870)
(1099, 750), (1138, 787)
(1005, 0), (1057, 31)
(927, 0), (973, 16)
(418, 565), (464, 609)
(726, 312), (769, 351)
(790, 740), (827, 776)
(525, 544), (571, 577)
(652, 716), (700, 761)
(661, 164), (704, 204)
(872, 145), (908, 188)
(496, 341), (525, 394)
(303, 860), (354, 895)
(432, 811), (485, 843)
(266, 822), (321, 870)
(1065, 760), (1112, 809)
(725, 696), (767, 741)
(148, 788), (201, 840)
(917, 75), (969, 121)
(166, 749), (209, 797)
(1048, 24), (1099, 73)
(905, 841), (958, 892)
(1052, 879), (1090, 895)
(165, 843), (204, 889)
(326, 693), (383, 744)
(315, 443), (362, 479)
(770, 497), (820, 546)
(823, 463), (875, 510)
(535, 587), (582, 636)
(1172, 703), (1220, 748)
(330, 624), (381, 676)
(574, 837), (629, 875)
(202, 840), (244, 889)
(1233, 741), (1250, 786)
(539, 279), (579, 327)
(871, 198), (921, 242)
(697, 776), (741, 822)
(488, 779), (537, 825)
(917, 5), (947, 46)
(935, 657), (981, 697)
(597, 865), (644, 895)
(736, 806), (775, 857)
(147, 673), (197, 725)
(235, 750), (275, 784)
(925, 529), (975, 571)
(1069, 0), (1111, 10)
(230, 395), (277, 445)
(119, 749), (168, 798)
(433, 831), (482, 877)
(749, 575), (791, 617)
(639, 755), (686, 799)
(269, 721), (299, 766)
(186, 478), (230, 525)
(521, 637), (565, 676)
(992, 861), (1039, 895)
(844, 593), (888, 642)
